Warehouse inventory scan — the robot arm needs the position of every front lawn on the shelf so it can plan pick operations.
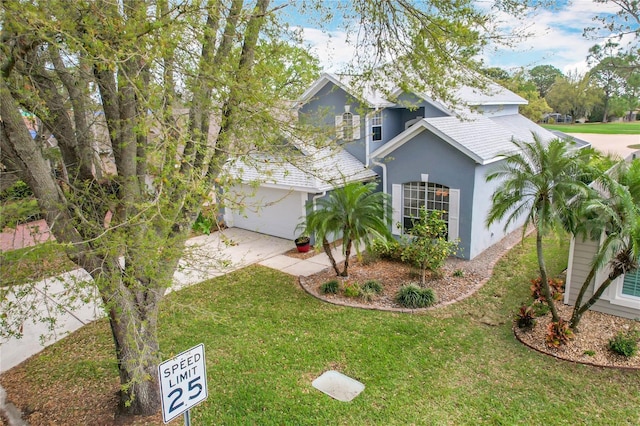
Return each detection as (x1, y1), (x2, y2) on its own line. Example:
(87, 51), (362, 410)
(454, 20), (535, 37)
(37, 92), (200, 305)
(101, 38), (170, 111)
(542, 121), (640, 135)
(2, 236), (640, 425)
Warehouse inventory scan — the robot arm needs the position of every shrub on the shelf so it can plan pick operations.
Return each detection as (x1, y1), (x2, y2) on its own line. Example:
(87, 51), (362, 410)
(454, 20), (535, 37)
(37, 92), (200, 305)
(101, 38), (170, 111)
(370, 238), (403, 261)
(0, 199), (42, 229)
(530, 277), (564, 302)
(0, 180), (32, 201)
(192, 212), (217, 235)
(515, 304), (536, 329)
(343, 282), (361, 298)
(531, 301), (550, 317)
(453, 269), (464, 277)
(395, 284), (436, 309)
(361, 280), (383, 294)
(320, 280), (339, 295)
(545, 319), (574, 348)
(608, 330), (639, 358)
(400, 209), (458, 285)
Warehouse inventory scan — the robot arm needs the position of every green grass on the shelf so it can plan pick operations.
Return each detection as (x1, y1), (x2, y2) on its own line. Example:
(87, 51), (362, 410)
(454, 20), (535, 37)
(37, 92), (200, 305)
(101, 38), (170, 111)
(0, 242), (76, 286)
(542, 121), (640, 135)
(6, 235), (640, 424)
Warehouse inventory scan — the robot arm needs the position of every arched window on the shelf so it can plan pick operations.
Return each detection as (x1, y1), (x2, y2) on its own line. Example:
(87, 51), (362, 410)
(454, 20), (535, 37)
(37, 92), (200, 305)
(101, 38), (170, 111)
(402, 182), (450, 233)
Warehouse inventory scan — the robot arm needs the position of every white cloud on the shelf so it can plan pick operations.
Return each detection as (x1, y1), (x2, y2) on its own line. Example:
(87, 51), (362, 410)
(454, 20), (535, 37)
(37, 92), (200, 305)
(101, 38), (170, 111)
(299, 27), (355, 73)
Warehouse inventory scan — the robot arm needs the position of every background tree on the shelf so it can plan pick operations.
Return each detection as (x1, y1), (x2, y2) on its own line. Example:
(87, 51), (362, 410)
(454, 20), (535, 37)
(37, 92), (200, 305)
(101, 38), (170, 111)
(486, 137), (593, 322)
(301, 182), (392, 277)
(0, 0), (550, 417)
(528, 64), (563, 98)
(546, 71), (602, 122)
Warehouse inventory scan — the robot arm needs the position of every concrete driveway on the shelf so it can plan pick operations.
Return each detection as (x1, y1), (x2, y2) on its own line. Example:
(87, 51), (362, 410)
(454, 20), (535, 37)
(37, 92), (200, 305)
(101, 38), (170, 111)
(0, 228), (296, 373)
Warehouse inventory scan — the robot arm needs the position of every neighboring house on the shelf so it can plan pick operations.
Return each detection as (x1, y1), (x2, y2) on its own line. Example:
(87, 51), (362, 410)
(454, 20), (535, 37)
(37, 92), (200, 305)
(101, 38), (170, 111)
(564, 153), (640, 320)
(227, 73), (586, 259)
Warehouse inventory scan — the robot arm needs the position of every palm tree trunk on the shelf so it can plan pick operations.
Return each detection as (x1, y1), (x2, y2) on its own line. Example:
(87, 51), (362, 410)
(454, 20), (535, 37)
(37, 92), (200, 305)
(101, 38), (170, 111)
(322, 237), (340, 276)
(571, 274), (619, 330)
(537, 230), (560, 322)
(569, 265), (598, 330)
(340, 238), (352, 277)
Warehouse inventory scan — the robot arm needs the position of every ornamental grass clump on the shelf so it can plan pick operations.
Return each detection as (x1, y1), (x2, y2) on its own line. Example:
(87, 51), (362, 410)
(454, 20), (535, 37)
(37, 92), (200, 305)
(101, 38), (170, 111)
(395, 283), (436, 308)
(320, 280), (339, 295)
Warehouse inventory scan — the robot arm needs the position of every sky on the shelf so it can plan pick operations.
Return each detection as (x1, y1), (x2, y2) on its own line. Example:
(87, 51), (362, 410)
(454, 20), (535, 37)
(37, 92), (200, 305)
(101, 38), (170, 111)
(285, 0), (632, 76)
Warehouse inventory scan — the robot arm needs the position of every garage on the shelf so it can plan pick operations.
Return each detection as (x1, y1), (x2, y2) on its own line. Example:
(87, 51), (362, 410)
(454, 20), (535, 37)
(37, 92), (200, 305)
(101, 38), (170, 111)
(228, 185), (308, 240)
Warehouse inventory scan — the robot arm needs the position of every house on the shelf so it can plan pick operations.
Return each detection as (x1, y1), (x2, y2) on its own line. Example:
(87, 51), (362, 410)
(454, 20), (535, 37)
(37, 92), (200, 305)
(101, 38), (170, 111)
(226, 73), (579, 259)
(564, 153), (640, 320)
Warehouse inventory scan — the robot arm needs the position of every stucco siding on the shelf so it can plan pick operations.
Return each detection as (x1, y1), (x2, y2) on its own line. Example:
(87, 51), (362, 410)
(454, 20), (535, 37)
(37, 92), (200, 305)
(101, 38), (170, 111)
(298, 82), (367, 164)
(468, 163), (526, 259)
(382, 131), (476, 258)
(566, 237), (640, 320)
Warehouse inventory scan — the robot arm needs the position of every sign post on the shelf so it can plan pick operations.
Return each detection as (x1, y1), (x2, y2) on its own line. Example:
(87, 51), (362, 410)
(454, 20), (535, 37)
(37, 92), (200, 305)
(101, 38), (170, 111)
(158, 343), (208, 424)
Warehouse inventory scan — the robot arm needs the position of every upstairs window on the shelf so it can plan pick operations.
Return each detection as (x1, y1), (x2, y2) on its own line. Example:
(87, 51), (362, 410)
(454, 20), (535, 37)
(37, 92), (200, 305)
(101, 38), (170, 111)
(371, 110), (382, 141)
(335, 107), (360, 141)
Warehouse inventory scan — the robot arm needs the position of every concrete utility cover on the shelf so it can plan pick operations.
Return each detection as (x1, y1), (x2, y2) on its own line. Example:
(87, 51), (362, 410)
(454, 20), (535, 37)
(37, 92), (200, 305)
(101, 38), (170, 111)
(312, 370), (365, 402)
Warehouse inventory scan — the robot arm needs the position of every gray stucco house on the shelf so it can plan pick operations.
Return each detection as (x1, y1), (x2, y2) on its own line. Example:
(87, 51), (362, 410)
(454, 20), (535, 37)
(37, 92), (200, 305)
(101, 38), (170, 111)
(226, 73), (562, 259)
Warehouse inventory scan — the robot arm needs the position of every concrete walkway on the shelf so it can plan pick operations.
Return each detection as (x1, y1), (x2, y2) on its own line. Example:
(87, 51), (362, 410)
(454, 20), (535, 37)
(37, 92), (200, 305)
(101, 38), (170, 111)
(0, 227), (341, 374)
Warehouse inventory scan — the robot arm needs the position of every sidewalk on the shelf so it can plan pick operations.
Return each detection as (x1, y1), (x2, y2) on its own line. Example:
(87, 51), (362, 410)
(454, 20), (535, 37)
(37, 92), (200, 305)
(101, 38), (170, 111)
(0, 227), (342, 373)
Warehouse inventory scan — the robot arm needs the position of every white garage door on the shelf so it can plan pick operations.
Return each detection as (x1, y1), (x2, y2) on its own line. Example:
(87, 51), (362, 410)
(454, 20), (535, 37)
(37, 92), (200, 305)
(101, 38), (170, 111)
(230, 185), (306, 240)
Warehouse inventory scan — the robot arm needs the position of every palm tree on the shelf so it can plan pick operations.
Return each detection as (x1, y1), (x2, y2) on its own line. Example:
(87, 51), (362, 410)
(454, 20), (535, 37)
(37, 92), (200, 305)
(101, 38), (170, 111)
(486, 135), (593, 322)
(301, 181), (392, 277)
(569, 159), (640, 330)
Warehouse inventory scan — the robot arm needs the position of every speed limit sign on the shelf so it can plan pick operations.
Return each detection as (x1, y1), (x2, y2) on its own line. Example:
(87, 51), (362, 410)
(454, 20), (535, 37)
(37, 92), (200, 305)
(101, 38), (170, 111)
(158, 343), (208, 423)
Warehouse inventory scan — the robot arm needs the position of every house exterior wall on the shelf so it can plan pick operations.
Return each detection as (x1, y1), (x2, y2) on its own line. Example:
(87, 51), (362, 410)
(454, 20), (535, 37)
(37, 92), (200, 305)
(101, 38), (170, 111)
(380, 131), (477, 259)
(468, 163), (527, 259)
(566, 237), (640, 320)
(298, 82), (368, 164)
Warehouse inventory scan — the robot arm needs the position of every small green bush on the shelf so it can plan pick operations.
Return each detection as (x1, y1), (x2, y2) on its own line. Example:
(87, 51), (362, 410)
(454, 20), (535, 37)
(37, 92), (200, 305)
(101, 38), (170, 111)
(343, 282), (361, 298)
(192, 212), (217, 235)
(0, 180), (32, 201)
(583, 350), (595, 356)
(0, 199), (42, 229)
(370, 238), (403, 261)
(361, 280), (383, 294)
(531, 301), (550, 317)
(394, 284), (436, 309)
(320, 280), (339, 295)
(453, 269), (464, 277)
(608, 330), (639, 358)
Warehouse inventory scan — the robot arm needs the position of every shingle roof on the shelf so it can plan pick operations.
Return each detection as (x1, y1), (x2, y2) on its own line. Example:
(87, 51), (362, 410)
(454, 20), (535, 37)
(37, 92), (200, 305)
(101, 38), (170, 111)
(228, 146), (377, 192)
(371, 114), (564, 165)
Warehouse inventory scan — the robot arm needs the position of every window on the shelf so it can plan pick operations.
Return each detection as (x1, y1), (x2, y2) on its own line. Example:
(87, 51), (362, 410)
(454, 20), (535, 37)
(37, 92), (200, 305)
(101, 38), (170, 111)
(335, 111), (360, 141)
(402, 182), (450, 233)
(343, 112), (354, 141)
(371, 110), (382, 141)
(622, 265), (640, 298)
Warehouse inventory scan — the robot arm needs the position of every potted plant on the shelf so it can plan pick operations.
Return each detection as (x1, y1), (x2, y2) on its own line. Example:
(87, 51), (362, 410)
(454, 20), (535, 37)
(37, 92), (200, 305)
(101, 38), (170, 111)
(294, 236), (311, 253)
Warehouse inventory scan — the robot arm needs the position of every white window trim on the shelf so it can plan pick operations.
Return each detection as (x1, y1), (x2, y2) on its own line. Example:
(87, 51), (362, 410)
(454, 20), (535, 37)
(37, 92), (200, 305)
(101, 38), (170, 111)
(392, 180), (459, 242)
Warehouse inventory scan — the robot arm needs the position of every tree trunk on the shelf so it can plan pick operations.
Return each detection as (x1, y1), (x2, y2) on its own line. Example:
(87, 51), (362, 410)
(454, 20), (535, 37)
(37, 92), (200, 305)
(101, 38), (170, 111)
(569, 264), (598, 330)
(340, 238), (352, 277)
(322, 237), (340, 276)
(536, 230), (560, 322)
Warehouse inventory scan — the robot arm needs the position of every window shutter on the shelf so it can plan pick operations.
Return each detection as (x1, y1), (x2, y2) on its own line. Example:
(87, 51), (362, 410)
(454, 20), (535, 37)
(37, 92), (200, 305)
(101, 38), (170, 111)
(353, 115), (361, 140)
(392, 184), (402, 236)
(335, 115), (343, 139)
(448, 188), (460, 242)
